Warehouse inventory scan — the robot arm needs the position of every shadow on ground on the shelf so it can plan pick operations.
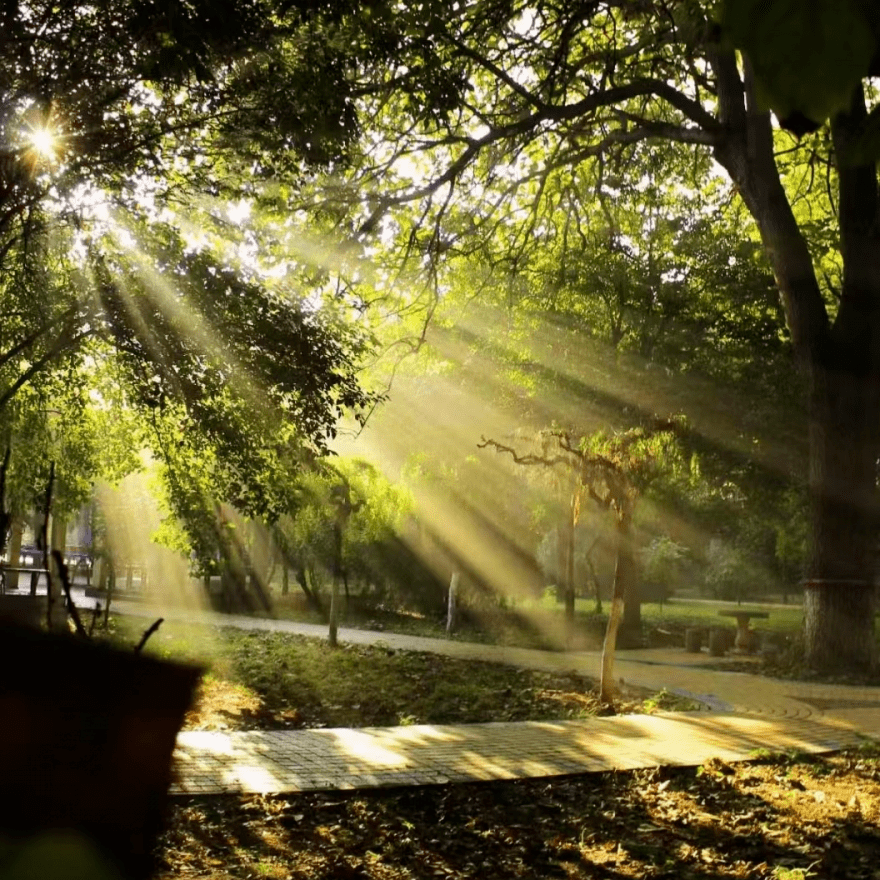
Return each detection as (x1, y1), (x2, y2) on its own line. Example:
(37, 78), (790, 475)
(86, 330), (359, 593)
(157, 749), (880, 879)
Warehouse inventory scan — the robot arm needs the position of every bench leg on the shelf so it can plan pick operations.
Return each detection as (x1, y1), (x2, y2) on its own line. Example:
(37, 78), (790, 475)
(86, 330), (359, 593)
(734, 624), (752, 651)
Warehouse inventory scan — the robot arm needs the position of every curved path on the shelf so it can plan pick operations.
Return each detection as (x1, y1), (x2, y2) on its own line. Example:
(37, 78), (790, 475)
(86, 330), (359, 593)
(110, 602), (880, 795)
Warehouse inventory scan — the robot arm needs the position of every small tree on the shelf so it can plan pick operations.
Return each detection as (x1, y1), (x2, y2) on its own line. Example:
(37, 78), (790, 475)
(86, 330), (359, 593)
(481, 418), (685, 702)
(703, 538), (773, 604)
(638, 536), (688, 607)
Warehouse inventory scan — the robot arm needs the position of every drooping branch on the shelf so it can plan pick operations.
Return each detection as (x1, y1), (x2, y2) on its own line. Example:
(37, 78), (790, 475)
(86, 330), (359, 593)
(0, 326), (94, 412)
(0, 302), (82, 373)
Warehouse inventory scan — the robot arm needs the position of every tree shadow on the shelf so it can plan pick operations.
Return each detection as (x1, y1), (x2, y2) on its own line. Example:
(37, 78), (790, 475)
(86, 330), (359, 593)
(157, 762), (842, 879)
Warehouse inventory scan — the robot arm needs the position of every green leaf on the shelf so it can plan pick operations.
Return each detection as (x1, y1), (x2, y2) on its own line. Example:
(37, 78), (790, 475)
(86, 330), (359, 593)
(722, 0), (877, 124)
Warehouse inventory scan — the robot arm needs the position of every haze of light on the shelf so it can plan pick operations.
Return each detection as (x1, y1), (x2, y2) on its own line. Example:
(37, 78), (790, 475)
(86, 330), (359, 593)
(333, 295), (791, 647)
(12, 90), (787, 648)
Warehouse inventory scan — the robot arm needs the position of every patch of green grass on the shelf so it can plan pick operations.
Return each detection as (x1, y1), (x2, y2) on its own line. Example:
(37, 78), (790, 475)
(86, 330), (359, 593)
(747, 747), (814, 766)
(99, 615), (672, 728)
(641, 688), (701, 713)
(851, 738), (880, 761)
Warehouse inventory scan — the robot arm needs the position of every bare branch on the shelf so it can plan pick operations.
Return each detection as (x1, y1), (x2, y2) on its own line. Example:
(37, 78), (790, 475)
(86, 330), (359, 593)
(448, 37), (548, 112)
(135, 617), (164, 653)
(477, 436), (573, 470)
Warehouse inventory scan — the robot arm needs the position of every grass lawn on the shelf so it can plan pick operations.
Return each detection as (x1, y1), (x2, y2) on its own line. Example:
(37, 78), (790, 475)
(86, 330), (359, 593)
(264, 591), (808, 651)
(641, 598), (805, 633)
(155, 744), (880, 879)
(102, 615), (695, 731)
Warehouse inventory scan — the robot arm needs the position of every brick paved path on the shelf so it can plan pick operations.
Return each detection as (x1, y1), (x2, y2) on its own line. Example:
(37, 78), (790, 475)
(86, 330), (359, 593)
(111, 603), (880, 795)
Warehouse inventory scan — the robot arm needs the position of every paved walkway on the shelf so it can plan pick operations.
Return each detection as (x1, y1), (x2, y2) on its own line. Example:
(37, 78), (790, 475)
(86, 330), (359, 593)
(108, 602), (880, 796)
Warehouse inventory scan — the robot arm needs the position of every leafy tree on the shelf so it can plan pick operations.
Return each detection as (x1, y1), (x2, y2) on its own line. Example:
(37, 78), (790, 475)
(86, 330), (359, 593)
(639, 535), (688, 604)
(0, 1), (384, 567)
(270, 457), (412, 628)
(703, 536), (771, 603)
(481, 418), (686, 700)
(293, 0), (878, 672)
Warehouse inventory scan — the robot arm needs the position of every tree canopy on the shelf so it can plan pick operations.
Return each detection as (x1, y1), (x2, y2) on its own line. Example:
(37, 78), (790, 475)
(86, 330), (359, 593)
(0, 0), (385, 552)
(2, 0), (877, 672)
(264, 0), (880, 672)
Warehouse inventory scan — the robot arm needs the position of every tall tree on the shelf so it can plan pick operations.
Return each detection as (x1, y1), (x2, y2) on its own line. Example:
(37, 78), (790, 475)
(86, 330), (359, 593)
(0, 1), (382, 543)
(299, 0), (879, 672)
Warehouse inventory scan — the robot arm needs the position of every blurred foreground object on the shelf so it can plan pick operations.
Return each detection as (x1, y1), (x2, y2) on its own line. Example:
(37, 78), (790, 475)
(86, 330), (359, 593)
(0, 624), (200, 879)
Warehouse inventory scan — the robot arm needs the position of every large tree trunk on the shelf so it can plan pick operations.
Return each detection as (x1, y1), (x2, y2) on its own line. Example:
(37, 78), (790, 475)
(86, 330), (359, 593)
(711, 56), (880, 674)
(800, 90), (880, 672)
(804, 365), (880, 671)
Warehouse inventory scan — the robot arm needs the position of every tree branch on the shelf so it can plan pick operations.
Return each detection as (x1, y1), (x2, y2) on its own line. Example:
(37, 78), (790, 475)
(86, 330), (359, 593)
(0, 303), (82, 373)
(0, 326), (93, 412)
(358, 78), (721, 234)
(477, 436), (573, 470)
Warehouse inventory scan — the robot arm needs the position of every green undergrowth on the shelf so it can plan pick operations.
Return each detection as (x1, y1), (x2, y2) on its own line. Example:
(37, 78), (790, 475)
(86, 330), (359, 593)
(100, 616), (688, 729)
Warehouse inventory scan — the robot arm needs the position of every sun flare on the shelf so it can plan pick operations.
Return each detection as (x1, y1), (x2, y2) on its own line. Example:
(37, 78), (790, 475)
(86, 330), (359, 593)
(27, 125), (59, 160)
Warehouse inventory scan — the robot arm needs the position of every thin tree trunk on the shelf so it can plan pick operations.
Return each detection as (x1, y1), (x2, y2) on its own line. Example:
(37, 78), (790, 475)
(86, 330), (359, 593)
(622, 574), (641, 640)
(446, 571), (459, 635)
(585, 536), (602, 614)
(600, 508), (633, 703)
(295, 566), (323, 613)
(564, 507), (575, 627)
(618, 503), (640, 648)
(7, 518), (22, 590)
(103, 559), (114, 628)
(328, 576), (339, 647)
(329, 520), (343, 646)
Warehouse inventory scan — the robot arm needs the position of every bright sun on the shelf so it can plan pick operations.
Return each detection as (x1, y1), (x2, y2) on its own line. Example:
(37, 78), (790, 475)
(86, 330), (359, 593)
(27, 125), (58, 160)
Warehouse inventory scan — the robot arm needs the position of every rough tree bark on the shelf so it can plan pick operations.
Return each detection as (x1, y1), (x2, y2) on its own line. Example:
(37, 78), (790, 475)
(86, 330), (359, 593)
(711, 54), (880, 671)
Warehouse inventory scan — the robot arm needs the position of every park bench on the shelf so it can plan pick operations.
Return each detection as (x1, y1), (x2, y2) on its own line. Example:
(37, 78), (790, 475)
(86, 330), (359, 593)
(719, 608), (769, 651)
(0, 565), (50, 596)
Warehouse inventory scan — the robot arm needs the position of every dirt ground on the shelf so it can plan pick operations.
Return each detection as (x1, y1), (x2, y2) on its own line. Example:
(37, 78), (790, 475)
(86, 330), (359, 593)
(155, 746), (880, 879)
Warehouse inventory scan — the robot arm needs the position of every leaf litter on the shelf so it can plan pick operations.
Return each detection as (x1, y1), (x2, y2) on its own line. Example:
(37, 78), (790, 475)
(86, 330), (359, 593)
(155, 744), (880, 879)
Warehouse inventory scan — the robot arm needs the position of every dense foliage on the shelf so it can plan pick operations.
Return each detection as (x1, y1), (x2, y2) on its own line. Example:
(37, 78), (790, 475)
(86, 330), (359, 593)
(0, 0), (384, 568)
